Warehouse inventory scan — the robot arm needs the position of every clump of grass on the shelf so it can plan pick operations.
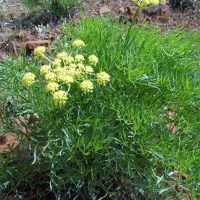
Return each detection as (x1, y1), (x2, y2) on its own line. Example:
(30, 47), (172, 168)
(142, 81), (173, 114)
(20, 0), (79, 18)
(0, 18), (200, 199)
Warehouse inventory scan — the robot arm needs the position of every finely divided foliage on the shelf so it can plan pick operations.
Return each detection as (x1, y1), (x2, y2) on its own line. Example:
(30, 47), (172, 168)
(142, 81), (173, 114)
(0, 18), (200, 199)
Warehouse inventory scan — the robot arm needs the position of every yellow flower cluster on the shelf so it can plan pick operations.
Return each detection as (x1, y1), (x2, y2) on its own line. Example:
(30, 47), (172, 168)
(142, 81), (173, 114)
(33, 46), (46, 59)
(45, 72), (57, 82)
(96, 72), (110, 85)
(46, 82), (59, 93)
(40, 65), (51, 75)
(88, 55), (99, 65)
(84, 66), (94, 74)
(133, 0), (162, 7)
(21, 72), (36, 87)
(53, 90), (68, 106)
(75, 54), (85, 63)
(52, 58), (62, 68)
(22, 39), (110, 106)
(80, 80), (94, 93)
(72, 39), (85, 48)
(57, 52), (68, 60)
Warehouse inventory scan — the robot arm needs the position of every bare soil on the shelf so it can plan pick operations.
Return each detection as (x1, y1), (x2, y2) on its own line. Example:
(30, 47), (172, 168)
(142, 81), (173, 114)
(0, 0), (200, 49)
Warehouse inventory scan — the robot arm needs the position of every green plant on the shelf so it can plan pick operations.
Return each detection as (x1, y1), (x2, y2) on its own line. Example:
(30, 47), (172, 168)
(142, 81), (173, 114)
(169, 0), (196, 10)
(0, 18), (200, 199)
(20, 0), (79, 16)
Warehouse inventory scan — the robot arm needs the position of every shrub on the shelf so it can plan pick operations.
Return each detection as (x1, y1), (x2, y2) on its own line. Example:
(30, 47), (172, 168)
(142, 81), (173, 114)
(20, 0), (79, 16)
(169, 0), (197, 10)
(0, 18), (200, 199)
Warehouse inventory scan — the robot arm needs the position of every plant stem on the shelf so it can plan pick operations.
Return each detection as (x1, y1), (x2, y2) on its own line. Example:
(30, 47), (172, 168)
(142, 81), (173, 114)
(126, 6), (141, 38)
(43, 55), (52, 63)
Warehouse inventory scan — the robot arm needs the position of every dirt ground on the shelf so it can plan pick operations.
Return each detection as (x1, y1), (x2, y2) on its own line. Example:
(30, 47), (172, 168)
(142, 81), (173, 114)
(0, 0), (200, 49)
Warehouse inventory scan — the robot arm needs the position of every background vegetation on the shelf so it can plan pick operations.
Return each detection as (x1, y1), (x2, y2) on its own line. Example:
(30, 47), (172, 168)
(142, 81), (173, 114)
(169, 0), (197, 10)
(20, 0), (79, 16)
(0, 18), (200, 199)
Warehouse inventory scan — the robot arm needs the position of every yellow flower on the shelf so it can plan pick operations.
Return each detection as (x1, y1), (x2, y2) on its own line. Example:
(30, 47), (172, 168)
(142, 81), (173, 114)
(65, 56), (74, 64)
(77, 63), (85, 71)
(53, 90), (68, 106)
(46, 82), (59, 93)
(96, 72), (110, 85)
(33, 46), (46, 59)
(88, 55), (98, 65)
(57, 52), (68, 60)
(21, 72), (36, 87)
(75, 54), (85, 63)
(65, 76), (74, 85)
(80, 80), (94, 93)
(133, 0), (160, 7)
(52, 58), (62, 68)
(150, 0), (159, 5)
(72, 39), (85, 48)
(66, 68), (77, 77)
(45, 72), (57, 82)
(69, 63), (77, 69)
(53, 67), (65, 75)
(40, 65), (51, 75)
(84, 66), (94, 74)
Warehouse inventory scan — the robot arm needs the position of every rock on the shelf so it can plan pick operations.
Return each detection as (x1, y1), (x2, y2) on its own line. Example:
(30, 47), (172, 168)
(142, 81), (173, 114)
(142, 4), (168, 17)
(119, 7), (125, 13)
(26, 40), (50, 55)
(26, 40), (50, 50)
(99, 6), (111, 15)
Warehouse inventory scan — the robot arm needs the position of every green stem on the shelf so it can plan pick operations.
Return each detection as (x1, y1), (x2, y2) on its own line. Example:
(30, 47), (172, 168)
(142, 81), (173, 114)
(126, 6), (141, 38)
(43, 55), (52, 63)
(132, 6), (141, 25)
(66, 85), (71, 94)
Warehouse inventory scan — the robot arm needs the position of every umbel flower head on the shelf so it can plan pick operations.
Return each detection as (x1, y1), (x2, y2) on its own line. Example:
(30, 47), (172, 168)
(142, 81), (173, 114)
(84, 66), (94, 74)
(75, 54), (85, 63)
(72, 39), (85, 48)
(88, 55), (98, 65)
(21, 72), (36, 87)
(80, 80), (94, 93)
(96, 72), (110, 85)
(40, 65), (51, 75)
(46, 82), (59, 93)
(133, 0), (161, 7)
(64, 76), (74, 85)
(33, 46), (46, 59)
(52, 58), (62, 68)
(65, 56), (74, 64)
(45, 72), (57, 82)
(53, 90), (68, 106)
(57, 52), (68, 60)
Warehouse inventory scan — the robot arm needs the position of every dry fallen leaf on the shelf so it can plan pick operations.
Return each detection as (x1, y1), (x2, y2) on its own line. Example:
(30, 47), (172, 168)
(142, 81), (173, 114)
(0, 132), (19, 153)
(165, 123), (178, 134)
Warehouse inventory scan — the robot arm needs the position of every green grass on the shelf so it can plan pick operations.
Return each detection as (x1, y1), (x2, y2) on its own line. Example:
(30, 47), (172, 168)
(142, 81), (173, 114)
(0, 17), (200, 199)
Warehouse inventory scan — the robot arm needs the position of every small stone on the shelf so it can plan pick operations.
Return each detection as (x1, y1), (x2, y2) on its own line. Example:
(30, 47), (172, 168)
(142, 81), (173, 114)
(99, 6), (111, 15)
(119, 7), (125, 13)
